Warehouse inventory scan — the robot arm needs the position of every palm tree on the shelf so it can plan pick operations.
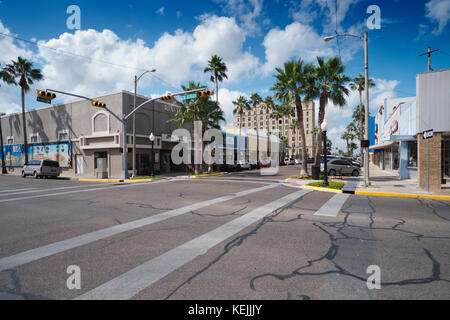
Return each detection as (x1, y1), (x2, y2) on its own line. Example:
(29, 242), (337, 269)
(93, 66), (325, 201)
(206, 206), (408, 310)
(271, 59), (313, 175)
(173, 81), (225, 174)
(204, 54), (228, 104)
(311, 126), (318, 158)
(2, 57), (43, 164)
(249, 93), (263, 161)
(232, 96), (251, 161)
(349, 74), (375, 140)
(311, 56), (350, 166)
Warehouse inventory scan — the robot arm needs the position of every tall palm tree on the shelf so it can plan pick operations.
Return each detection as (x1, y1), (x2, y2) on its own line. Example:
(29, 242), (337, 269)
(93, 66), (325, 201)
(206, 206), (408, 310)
(232, 96), (251, 161)
(271, 59), (313, 175)
(2, 57), (43, 164)
(173, 81), (224, 174)
(349, 74), (375, 140)
(204, 54), (228, 104)
(249, 92), (263, 161)
(311, 56), (350, 166)
(263, 96), (276, 158)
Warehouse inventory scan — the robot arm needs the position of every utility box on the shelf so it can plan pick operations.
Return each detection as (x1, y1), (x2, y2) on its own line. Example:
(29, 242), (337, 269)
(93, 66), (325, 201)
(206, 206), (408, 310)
(96, 158), (108, 179)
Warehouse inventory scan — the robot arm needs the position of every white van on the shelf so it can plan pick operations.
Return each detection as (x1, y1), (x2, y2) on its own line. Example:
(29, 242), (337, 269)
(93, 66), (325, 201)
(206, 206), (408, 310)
(22, 160), (61, 179)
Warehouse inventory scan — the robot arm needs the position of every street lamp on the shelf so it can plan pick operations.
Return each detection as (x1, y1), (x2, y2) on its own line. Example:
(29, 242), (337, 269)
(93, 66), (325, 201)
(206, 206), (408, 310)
(0, 112), (7, 174)
(324, 31), (370, 187)
(321, 120), (329, 187)
(133, 69), (156, 177)
(149, 132), (155, 177)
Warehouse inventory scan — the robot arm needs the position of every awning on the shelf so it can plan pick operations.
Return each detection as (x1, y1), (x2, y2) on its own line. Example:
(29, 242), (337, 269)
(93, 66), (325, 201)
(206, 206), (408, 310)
(369, 141), (394, 150)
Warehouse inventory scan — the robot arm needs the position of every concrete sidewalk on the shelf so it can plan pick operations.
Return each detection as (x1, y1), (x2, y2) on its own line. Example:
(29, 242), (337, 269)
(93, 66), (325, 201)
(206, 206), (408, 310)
(357, 163), (450, 197)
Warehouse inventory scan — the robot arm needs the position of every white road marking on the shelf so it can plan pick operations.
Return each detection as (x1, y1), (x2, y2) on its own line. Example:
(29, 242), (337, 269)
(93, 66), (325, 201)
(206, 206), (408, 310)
(313, 193), (350, 217)
(0, 184), (278, 272)
(0, 188), (37, 193)
(189, 178), (275, 184)
(0, 183), (105, 198)
(75, 189), (311, 300)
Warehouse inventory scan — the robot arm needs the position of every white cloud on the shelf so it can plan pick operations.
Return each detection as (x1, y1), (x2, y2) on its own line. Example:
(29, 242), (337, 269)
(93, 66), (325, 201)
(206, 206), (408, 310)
(215, 0), (264, 35)
(218, 87), (248, 125)
(425, 0), (450, 34)
(156, 7), (165, 16)
(15, 15), (259, 100)
(261, 22), (333, 75)
(0, 20), (34, 65)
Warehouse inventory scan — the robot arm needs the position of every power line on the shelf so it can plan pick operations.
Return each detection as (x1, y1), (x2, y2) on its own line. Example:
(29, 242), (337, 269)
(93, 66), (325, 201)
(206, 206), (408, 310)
(0, 31), (149, 72)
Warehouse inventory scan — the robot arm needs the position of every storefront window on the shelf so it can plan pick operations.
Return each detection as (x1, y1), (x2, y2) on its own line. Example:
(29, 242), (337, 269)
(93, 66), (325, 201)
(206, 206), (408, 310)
(407, 141), (417, 167)
(442, 136), (450, 179)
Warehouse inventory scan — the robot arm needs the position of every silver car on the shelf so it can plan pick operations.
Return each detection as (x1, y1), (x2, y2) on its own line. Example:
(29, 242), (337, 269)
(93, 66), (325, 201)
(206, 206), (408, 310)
(320, 158), (360, 177)
(22, 159), (61, 179)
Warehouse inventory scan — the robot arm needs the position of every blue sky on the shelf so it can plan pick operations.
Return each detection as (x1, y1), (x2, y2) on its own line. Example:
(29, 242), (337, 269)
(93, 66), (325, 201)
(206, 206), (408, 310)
(1, 0), (449, 150)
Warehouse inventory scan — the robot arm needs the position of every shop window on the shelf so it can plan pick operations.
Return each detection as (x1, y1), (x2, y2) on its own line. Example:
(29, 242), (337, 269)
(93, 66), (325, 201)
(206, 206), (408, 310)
(30, 133), (39, 143)
(7, 136), (14, 145)
(407, 141), (417, 167)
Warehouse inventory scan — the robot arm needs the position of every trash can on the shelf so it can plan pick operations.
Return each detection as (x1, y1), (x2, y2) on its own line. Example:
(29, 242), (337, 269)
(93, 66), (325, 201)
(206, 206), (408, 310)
(312, 165), (320, 180)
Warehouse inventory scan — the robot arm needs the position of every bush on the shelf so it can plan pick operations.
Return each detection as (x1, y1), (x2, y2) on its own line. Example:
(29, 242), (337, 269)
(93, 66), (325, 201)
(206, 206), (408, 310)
(307, 181), (345, 190)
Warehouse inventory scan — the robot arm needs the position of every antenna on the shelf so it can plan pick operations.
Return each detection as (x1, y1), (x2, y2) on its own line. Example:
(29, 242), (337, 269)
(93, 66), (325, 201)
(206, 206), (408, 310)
(419, 47), (440, 72)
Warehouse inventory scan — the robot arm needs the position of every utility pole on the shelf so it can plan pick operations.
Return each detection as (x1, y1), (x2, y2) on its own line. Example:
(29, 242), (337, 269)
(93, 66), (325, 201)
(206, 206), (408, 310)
(419, 47), (440, 72)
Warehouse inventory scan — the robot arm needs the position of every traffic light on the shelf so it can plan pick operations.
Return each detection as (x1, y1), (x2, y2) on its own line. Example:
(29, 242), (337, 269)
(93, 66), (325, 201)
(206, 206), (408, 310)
(161, 94), (174, 102)
(91, 100), (106, 108)
(198, 90), (214, 98)
(37, 90), (56, 100)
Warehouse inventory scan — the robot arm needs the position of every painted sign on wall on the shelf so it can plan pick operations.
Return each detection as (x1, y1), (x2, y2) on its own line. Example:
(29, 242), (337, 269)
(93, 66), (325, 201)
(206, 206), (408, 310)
(1, 141), (72, 167)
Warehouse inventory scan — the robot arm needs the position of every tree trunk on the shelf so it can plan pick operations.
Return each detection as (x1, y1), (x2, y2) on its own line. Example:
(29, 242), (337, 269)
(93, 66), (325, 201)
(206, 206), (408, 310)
(314, 90), (327, 166)
(294, 92), (307, 175)
(21, 86), (28, 165)
(215, 72), (219, 104)
(0, 117), (6, 174)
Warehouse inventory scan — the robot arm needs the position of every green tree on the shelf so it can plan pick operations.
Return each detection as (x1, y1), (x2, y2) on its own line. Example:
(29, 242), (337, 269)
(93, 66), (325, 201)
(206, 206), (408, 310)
(349, 74), (375, 140)
(232, 96), (251, 161)
(310, 56), (350, 166)
(173, 81), (225, 173)
(271, 59), (314, 175)
(2, 57), (43, 164)
(204, 54), (228, 104)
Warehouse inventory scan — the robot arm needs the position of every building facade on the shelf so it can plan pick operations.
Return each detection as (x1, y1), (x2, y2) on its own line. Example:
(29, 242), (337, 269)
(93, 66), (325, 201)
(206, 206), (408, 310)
(0, 90), (187, 178)
(370, 68), (450, 191)
(234, 101), (316, 158)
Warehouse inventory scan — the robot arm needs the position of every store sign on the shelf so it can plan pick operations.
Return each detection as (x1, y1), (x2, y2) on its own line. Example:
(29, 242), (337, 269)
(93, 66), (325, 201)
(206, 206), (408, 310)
(422, 129), (434, 140)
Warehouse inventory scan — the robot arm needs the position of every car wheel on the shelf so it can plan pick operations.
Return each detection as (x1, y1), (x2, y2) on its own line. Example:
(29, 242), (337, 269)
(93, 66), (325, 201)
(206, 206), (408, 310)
(33, 171), (38, 179)
(352, 170), (359, 177)
(329, 169), (336, 176)
(22, 171), (26, 178)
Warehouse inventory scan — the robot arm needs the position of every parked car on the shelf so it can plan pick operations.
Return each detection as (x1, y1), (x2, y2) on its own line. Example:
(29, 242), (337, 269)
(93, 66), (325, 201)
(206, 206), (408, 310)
(284, 158), (296, 165)
(22, 159), (60, 179)
(238, 160), (251, 170)
(223, 161), (242, 172)
(307, 157), (315, 163)
(260, 159), (271, 168)
(249, 160), (260, 170)
(295, 158), (302, 165)
(320, 158), (360, 177)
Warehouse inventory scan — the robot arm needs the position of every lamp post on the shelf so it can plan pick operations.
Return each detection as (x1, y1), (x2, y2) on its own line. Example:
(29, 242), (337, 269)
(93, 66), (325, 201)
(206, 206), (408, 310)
(149, 132), (155, 177)
(0, 112), (7, 174)
(325, 31), (370, 186)
(321, 120), (329, 187)
(133, 69), (156, 177)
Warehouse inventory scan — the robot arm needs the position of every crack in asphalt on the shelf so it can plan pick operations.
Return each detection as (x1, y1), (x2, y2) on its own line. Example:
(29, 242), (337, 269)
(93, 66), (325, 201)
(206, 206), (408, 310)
(163, 194), (309, 300)
(0, 269), (48, 300)
(125, 202), (173, 212)
(249, 196), (450, 294)
(190, 206), (247, 218)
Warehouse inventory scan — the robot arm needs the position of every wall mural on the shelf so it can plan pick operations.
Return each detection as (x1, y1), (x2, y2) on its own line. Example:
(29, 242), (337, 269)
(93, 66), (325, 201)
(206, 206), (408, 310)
(1, 141), (72, 167)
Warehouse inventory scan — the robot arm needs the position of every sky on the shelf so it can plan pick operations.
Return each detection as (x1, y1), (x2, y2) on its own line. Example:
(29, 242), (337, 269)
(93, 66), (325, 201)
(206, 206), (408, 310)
(0, 0), (449, 151)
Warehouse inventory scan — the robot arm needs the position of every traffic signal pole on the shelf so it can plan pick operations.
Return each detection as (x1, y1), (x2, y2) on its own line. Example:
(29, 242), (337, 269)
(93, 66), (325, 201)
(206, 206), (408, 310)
(41, 87), (210, 180)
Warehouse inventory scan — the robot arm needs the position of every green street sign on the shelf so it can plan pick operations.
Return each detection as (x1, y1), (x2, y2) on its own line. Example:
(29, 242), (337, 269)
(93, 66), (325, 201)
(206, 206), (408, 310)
(182, 93), (197, 100)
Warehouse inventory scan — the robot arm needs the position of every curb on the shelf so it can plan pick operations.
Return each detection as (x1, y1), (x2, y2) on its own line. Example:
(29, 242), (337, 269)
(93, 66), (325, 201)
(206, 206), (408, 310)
(300, 185), (343, 194)
(78, 178), (154, 183)
(354, 190), (450, 201)
(190, 172), (225, 179)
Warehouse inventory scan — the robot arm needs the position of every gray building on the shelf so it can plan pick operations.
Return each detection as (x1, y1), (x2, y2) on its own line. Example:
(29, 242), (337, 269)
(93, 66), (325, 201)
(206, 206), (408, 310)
(0, 90), (186, 178)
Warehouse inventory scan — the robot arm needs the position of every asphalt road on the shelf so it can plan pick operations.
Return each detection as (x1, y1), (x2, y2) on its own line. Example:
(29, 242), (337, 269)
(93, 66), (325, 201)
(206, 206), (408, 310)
(0, 166), (449, 300)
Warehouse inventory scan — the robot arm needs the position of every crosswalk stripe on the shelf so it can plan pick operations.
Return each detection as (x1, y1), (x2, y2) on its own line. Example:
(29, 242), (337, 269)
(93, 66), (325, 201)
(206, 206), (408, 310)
(0, 184), (277, 272)
(0, 188), (37, 193)
(0, 183), (107, 198)
(75, 189), (311, 300)
(313, 193), (350, 217)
